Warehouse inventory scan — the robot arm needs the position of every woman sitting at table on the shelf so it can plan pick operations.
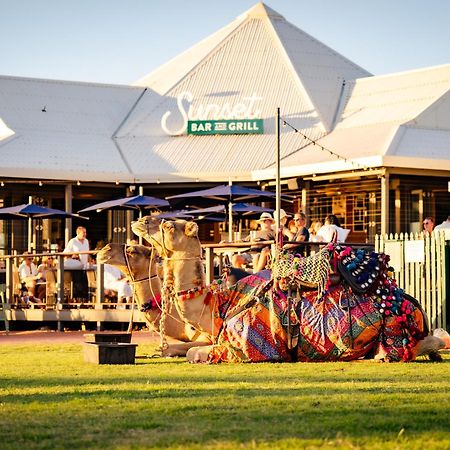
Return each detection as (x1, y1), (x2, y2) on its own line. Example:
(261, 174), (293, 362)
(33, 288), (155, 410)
(232, 212), (276, 273)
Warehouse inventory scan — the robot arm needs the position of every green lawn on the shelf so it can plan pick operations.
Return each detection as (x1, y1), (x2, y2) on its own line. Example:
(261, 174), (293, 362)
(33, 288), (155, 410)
(0, 343), (449, 449)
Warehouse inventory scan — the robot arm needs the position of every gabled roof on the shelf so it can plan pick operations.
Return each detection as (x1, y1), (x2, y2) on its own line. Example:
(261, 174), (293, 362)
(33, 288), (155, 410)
(254, 63), (450, 179)
(117, 2), (370, 182)
(134, 3), (370, 131)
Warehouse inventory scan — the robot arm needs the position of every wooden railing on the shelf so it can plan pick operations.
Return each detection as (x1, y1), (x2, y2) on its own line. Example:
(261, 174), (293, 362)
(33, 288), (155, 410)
(0, 251), (105, 308)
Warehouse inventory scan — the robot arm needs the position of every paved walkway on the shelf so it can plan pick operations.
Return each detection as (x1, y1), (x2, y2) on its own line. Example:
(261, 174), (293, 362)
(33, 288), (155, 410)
(0, 329), (163, 345)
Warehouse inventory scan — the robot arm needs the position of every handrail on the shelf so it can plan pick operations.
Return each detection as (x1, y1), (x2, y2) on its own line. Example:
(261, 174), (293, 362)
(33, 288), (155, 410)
(0, 251), (104, 308)
(0, 250), (99, 260)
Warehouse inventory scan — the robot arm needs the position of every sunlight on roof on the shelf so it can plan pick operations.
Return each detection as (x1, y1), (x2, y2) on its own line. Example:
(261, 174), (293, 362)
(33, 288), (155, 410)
(0, 118), (15, 141)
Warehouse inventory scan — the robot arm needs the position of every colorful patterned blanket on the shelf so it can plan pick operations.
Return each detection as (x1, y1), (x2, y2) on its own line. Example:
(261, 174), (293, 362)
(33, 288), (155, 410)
(206, 245), (427, 363)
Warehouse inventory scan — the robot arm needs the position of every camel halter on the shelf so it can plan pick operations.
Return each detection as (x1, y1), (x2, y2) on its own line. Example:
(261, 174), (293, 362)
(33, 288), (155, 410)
(158, 220), (203, 261)
(122, 244), (159, 285)
(155, 220), (214, 337)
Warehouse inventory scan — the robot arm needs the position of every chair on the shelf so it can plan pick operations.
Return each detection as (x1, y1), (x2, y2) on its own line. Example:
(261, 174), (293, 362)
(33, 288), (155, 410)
(44, 270), (57, 308)
(12, 264), (25, 307)
(86, 270), (97, 305)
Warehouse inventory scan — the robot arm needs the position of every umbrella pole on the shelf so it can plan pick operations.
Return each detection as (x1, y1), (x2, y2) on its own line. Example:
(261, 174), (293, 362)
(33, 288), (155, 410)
(28, 217), (32, 252)
(228, 201), (233, 242)
(228, 178), (233, 242)
(28, 196), (33, 252)
(138, 208), (143, 245)
(275, 107), (282, 244)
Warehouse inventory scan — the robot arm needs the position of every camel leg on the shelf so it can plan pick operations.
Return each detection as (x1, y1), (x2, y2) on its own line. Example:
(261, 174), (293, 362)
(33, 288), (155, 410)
(186, 345), (213, 363)
(412, 335), (445, 361)
(161, 341), (211, 357)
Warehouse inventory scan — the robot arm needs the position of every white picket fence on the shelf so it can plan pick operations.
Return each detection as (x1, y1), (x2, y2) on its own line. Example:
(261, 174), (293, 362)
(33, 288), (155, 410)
(375, 231), (449, 330)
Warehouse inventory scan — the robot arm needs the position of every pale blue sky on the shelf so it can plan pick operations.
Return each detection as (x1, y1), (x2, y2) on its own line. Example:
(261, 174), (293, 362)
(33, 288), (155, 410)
(1, 0), (450, 85)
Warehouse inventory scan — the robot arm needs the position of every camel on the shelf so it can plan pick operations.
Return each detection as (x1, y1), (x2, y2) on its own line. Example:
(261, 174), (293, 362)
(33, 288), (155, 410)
(131, 217), (444, 364)
(96, 243), (211, 356)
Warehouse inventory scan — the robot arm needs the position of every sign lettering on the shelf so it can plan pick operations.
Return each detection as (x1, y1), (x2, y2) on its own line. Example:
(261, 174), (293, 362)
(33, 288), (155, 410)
(187, 119), (264, 135)
(161, 91), (263, 135)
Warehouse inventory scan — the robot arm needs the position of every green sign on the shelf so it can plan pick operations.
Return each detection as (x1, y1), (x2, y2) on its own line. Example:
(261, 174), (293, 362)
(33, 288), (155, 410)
(187, 119), (264, 135)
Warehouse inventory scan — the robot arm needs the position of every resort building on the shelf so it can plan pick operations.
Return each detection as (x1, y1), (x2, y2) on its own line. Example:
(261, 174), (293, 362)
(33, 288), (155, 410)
(0, 2), (449, 252)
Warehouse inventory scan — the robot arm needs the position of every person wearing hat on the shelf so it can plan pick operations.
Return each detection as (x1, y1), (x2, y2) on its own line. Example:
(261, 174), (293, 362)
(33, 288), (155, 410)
(251, 212), (277, 272)
(232, 212), (276, 272)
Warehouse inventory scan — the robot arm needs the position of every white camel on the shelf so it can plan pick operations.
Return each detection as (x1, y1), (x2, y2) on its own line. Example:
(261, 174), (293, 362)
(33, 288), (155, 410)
(132, 217), (445, 364)
(96, 242), (211, 356)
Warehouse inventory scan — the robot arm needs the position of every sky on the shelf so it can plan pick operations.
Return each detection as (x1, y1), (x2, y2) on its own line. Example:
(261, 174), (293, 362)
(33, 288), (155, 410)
(1, 0), (450, 85)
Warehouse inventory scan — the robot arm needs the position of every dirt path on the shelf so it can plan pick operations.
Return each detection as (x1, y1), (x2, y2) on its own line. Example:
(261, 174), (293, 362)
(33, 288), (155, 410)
(0, 330), (164, 345)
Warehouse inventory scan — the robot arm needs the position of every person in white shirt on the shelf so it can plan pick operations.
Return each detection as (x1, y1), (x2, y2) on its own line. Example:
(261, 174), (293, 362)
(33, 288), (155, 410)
(103, 264), (133, 303)
(18, 253), (41, 301)
(316, 214), (349, 243)
(434, 216), (450, 230)
(64, 226), (90, 266)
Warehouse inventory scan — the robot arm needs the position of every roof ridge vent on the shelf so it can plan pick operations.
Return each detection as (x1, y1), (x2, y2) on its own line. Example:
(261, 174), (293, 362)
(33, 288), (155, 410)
(238, 2), (285, 21)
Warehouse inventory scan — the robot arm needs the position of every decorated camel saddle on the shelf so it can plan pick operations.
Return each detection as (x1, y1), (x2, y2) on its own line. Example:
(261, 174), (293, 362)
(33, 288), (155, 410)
(207, 244), (430, 363)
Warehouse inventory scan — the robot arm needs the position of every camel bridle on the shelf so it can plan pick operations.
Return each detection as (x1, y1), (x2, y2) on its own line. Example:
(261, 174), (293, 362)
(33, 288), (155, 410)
(154, 220), (214, 339)
(122, 243), (159, 285)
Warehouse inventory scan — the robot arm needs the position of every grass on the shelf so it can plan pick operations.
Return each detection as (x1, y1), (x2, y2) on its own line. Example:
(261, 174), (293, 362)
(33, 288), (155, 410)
(0, 343), (449, 449)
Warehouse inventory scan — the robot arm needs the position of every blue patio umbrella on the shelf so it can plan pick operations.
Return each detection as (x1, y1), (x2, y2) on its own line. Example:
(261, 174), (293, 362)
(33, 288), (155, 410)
(0, 203), (88, 251)
(156, 203), (275, 240)
(78, 194), (169, 217)
(0, 203), (87, 219)
(79, 194), (170, 245)
(171, 203), (274, 218)
(167, 184), (288, 240)
(155, 208), (224, 222)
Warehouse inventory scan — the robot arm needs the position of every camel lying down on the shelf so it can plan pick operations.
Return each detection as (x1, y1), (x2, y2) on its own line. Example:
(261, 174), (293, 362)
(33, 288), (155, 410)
(97, 243), (211, 356)
(131, 216), (444, 363)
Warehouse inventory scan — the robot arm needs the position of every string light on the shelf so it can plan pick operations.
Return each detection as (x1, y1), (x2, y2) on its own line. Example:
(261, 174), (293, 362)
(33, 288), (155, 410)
(115, 181), (120, 185)
(0, 182), (4, 187)
(38, 181), (43, 187)
(76, 180), (81, 186)
(281, 117), (369, 171)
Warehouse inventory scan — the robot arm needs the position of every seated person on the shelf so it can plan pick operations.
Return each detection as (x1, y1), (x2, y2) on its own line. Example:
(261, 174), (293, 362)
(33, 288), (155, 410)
(232, 212), (276, 273)
(103, 264), (133, 303)
(284, 212), (310, 254)
(308, 219), (323, 242)
(316, 214), (349, 243)
(279, 209), (294, 241)
(18, 253), (42, 303)
(36, 255), (56, 300)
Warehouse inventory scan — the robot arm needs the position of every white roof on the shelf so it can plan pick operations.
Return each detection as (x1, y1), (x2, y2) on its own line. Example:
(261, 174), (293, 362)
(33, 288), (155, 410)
(0, 76), (145, 182)
(255, 63), (450, 179)
(0, 2), (449, 184)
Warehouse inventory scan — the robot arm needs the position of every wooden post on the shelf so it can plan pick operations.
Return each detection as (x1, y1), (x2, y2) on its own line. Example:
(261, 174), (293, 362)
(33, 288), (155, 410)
(205, 247), (214, 285)
(380, 171), (389, 235)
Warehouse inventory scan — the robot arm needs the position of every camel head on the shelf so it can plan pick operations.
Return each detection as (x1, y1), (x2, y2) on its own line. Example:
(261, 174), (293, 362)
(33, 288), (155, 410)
(132, 216), (202, 258)
(97, 243), (155, 279)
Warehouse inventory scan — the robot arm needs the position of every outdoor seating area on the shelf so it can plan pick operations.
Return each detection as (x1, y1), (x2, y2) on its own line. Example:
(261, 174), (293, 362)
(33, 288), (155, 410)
(0, 251), (131, 310)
